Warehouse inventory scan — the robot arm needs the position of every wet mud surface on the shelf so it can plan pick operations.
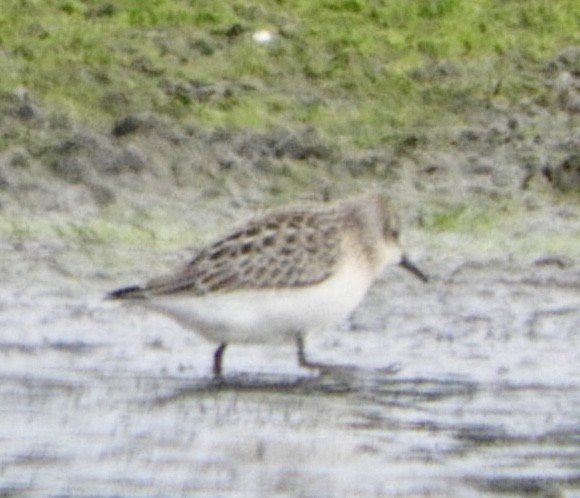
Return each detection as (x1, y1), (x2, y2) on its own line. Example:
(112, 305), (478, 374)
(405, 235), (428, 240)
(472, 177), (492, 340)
(1, 241), (579, 497)
(1, 49), (580, 495)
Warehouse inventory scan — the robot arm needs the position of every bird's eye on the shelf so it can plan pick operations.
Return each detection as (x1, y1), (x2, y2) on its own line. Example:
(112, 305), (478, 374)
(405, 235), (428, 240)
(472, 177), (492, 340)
(384, 221), (399, 239)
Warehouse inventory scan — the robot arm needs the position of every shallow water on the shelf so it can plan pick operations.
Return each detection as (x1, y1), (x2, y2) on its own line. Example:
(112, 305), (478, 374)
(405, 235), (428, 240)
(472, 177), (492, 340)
(1, 241), (579, 497)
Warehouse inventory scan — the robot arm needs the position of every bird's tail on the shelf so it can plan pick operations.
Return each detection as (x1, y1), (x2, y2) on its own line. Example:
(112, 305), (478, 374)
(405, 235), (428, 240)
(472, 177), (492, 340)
(106, 285), (147, 300)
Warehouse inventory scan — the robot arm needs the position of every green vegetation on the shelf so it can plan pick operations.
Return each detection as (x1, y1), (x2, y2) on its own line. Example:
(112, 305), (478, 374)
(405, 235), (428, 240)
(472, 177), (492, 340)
(419, 199), (580, 257)
(0, 211), (205, 248)
(420, 196), (534, 232)
(1, 0), (578, 146)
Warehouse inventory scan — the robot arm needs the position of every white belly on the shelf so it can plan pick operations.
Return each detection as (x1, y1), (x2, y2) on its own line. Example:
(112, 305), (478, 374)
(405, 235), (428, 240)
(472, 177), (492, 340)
(141, 257), (375, 344)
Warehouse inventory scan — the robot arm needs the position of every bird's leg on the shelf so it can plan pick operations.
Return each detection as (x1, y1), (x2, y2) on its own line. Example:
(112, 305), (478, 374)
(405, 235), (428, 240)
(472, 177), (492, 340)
(296, 335), (321, 369)
(213, 343), (227, 378)
(296, 335), (307, 367)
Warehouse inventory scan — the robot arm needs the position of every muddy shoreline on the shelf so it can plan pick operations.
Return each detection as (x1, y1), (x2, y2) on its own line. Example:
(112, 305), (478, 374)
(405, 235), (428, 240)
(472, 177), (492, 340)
(1, 229), (579, 496)
(1, 47), (580, 497)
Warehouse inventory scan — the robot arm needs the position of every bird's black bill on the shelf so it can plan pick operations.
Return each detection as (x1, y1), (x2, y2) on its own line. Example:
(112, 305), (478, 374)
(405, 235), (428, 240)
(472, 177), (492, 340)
(399, 255), (429, 283)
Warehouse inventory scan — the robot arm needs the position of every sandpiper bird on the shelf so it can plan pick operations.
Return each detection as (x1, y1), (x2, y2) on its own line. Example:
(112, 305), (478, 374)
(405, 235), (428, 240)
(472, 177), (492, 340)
(107, 194), (428, 378)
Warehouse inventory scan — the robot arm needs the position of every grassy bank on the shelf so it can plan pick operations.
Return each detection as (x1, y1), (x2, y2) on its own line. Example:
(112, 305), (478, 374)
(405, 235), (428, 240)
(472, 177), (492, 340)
(1, 0), (578, 146)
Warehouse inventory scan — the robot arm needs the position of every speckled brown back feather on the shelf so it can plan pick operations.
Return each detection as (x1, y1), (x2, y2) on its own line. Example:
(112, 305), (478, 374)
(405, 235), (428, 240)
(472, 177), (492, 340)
(138, 206), (344, 297)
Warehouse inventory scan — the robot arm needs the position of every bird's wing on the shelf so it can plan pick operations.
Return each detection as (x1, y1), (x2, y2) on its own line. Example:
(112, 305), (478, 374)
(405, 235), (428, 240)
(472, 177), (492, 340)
(109, 208), (344, 299)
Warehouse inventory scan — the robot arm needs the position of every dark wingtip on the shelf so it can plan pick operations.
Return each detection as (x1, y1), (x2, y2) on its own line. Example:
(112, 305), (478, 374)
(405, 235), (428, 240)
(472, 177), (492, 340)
(106, 285), (146, 300)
